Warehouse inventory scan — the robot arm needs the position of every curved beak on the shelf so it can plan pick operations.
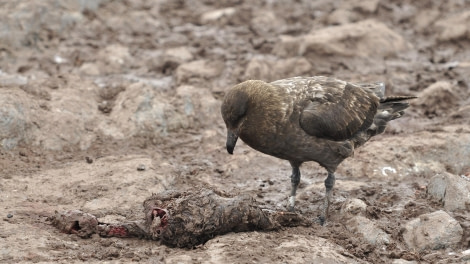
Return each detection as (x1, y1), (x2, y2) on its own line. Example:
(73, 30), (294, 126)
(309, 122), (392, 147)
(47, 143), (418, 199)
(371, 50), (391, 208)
(226, 129), (238, 154)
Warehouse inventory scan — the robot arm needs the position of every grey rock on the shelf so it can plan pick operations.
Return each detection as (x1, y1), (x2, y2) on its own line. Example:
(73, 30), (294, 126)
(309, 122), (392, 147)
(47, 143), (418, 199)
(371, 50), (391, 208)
(201, 233), (364, 264)
(97, 45), (132, 75)
(156, 47), (195, 74)
(250, 10), (285, 35)
(79, 63), (101, 76)
(35, 76), (99, 151)
(273, 58), (312, 79)
(176, 85), (220, 128)
(427, 173), (470, 211)
(175, 60), (224, 85)
(327, 9), (358, 25)
(243, 58), (273, 81)
(274, 20), (410, 58)
(1, 75), (102, 151)
(164, 47), (194, 65)
(414, 9), (440, 32)
(403, 210), (463, 251)
(392, 260), (418, 264)
(0, 71), (28, 87)
(59, 0), (107, 12)
(346, 215), (390, 245)
(0, 1), (84, 50)
(339, 131), (470, 180)
(99, 82), (192, 141)
(413, 81), (459, 118)
(347, 0), (380, 13)
(244, 57), (312, 81)
(327, 0), (379, 25)
(434, 11), (470, 41)
(340, 198), (367, 216)
(200, 8), (236, 24)
(450, 105), (470, 122)
(0, 89), (35, 150)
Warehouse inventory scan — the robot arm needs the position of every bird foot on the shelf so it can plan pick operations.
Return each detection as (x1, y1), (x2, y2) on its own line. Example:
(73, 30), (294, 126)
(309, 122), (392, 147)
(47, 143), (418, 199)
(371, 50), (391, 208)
(286, 205), (295, 212)
(287, 196), (296, 212)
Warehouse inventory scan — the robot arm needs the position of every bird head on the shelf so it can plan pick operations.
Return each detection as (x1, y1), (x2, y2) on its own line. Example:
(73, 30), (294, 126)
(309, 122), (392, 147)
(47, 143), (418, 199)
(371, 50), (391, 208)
(220, 86), (250, 154)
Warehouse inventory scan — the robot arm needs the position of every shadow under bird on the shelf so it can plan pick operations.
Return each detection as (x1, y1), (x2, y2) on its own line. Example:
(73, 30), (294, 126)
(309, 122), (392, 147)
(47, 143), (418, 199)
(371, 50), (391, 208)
(221, 76), (416, 225)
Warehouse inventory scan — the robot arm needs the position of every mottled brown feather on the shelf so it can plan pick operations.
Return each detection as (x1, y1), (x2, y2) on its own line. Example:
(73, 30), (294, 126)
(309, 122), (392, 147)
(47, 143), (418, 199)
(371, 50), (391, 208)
(221, 76), (414, 170)
(299, 83), (379, 141)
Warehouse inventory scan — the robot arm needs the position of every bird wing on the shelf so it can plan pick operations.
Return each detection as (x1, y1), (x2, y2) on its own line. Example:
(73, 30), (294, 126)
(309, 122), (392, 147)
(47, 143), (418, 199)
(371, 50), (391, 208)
(293, 77), (380, 141)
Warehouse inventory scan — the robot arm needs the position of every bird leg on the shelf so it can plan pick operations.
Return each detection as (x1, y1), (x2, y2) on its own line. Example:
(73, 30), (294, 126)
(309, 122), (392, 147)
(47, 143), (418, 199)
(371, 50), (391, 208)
(319, 171), (335, 225)
(287, 164), (301, 212)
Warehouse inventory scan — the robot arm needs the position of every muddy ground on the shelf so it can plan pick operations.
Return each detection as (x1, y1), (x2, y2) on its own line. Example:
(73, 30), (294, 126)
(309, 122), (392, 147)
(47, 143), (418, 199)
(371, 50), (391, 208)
(1, 0), (470, 263)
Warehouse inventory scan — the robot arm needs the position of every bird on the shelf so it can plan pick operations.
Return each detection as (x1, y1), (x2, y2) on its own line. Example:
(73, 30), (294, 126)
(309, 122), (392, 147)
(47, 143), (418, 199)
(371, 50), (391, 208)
(221, 76), (416, 225)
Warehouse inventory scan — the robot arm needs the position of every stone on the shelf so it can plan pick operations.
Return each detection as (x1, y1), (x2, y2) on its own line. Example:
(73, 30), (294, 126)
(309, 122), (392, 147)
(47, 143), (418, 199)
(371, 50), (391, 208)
(392, 260), (418, 264)
(413, 81), (458, 118)
(200, 8), (236, 24)
(160, 47), (195, 74)
(250, 10), (284, 35)
(403, 210), (463, 251)
(0, 71), (28, 87)
(193, 232), (364, 264)
(244, 57), (312, 81)
(1, 75), (104, 151)
(327, 9), (358, 25)
(341, 198), (367, 216)
(339, 131), (470, 180)
(274, 20), (410, 58)
(340, 198), (390, 246)
(164, 47), (194, 64)
(175, 60), (224, 85)
(390, 4), (417, 24)
(450, 105), (470, 122)
(0, 89), (35, 149)
(427, 173), (470, 211)
(434, 11), (470, 41)
(97, 45), (132, 74)
(414, 9), (440, 32)
(99, 82), (192, 141)
(35, 76), (99, 151)
(79, 62), (101, 76)
(346, 216), (390, 245)
(59, 0), (105, 11)
(176, 85), (220, 128)
(243, 58), (273, 81)
(273, 35), (301, 58)
(328, 0), (379, 25)
(340, 0), (380, 13)
(0, 1), (84, 50)
(273, 57), (312, 79)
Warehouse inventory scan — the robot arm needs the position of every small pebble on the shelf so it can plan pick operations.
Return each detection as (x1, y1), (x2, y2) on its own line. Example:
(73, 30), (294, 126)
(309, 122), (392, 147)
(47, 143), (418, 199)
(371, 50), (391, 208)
(7, 213), (13, 218)
(85, 156), (93, 164)
(137, 164), (146, 171)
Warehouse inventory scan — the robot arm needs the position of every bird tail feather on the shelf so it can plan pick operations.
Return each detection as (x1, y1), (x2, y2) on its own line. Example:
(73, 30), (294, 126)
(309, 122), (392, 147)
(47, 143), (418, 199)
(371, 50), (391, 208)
(369, 96), (417, 136)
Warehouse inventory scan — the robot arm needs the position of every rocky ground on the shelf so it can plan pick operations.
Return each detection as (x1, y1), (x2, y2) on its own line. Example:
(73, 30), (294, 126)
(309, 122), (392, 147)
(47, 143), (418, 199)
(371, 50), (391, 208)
(1, 0), (470, 263)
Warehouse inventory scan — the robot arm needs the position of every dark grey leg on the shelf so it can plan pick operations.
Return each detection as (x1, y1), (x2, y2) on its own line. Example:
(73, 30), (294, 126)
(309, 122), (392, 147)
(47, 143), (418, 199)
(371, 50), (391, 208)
(319, 171), (335, 225)
(287, 164), (301, 212)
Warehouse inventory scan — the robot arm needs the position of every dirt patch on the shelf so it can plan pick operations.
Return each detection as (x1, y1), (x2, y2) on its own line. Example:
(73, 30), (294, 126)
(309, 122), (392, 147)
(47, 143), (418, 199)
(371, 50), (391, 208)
(1, 0), (470, 263)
